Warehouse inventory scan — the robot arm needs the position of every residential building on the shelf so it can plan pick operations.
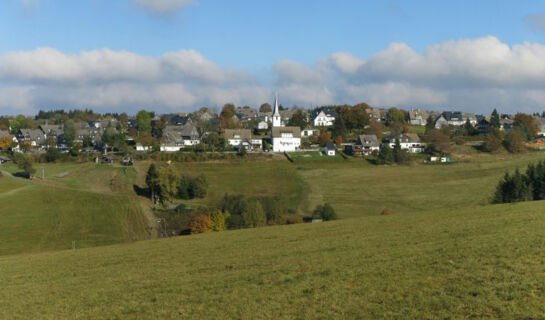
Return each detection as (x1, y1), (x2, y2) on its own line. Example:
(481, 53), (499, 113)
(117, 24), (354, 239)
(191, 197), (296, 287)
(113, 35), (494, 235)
(408, 109), (429, 126)
(386, 133), (424, 153)
(312, 110), (335, 127)
(355, 134), (380, 155)
(323, 142), (336, 156)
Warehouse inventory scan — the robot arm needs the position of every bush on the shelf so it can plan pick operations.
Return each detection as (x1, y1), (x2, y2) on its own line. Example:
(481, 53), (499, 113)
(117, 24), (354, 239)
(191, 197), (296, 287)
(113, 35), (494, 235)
(312, 203), (338, 221)
(189, 214), (212, 234)
(380, 208), (393, 215)
(242, 200), (266, 228)
(286, 214), (303, 224)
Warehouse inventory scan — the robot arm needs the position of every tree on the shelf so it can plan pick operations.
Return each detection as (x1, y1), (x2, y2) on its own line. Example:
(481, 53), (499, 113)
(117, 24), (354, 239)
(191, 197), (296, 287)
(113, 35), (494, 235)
(16, 155), (35, 179)
(393, 139), (410, 164)
(343, 104), (370, 131)
(63, 120), (76, 147)
(425, 129), (451, 155)
(189, 214), (212, 234)
(513, 113), (538, 140)
(364, 120), (384, 140)
(318, 131), (332, 146)
(259, 103), (272, 113)
(386, 107), (406, 126)
(490, 109), (500, 129)
(483, 129), (503, 153)
(312, 203), (338, 221)
(463, 118), (477, 136)
(209, 210), (230, 231)
(259, 197), (286, 225)
(146, 164), (161, 204)
(242, 200), (266, 228)
(220, 103), (235, 119)
(332, 113), (347, 140)
(0, 136), (13, 150)
(425, 115), (436, 133)
(45, 147), (61, 162)
(288, 110), (308, 129)
(504, 128), (526, 153)
(377, 144), (394, 164)
(136, 110), (152, 135)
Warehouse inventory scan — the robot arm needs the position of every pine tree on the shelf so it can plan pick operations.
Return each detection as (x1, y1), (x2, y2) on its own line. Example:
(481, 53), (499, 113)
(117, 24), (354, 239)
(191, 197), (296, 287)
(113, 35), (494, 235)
(377, 144), (394, 164)
(490, 109), (500, 129)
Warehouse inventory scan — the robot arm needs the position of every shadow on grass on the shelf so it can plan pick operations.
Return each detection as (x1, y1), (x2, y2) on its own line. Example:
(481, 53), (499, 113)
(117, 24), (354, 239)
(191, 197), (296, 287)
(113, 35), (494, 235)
(12, 172), (31, 179)
(133, 184), (149, 197)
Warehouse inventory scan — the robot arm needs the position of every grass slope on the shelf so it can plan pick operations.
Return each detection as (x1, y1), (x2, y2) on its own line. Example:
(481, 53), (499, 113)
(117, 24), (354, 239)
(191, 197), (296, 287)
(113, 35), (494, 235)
(0, 164), (150, 255)
(1, 200), (544, 318)
(299, 152), (545, 218)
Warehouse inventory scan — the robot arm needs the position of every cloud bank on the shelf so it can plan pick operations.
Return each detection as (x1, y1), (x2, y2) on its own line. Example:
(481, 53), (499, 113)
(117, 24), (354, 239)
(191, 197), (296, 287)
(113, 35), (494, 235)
(3, 36), (545, 115)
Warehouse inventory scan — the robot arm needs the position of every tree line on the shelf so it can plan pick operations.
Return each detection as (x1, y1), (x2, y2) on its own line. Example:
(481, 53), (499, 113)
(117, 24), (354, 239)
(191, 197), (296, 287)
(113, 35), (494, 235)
(492, 160), (545, 203)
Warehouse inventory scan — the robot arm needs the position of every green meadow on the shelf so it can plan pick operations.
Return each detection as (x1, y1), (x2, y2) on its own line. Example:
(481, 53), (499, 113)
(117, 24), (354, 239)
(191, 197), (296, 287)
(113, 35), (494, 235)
(1, 152), (545, 317)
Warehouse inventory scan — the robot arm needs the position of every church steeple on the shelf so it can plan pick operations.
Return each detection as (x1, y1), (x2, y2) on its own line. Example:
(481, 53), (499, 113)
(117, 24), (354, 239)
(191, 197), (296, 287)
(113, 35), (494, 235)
(272, 92), (281, 127)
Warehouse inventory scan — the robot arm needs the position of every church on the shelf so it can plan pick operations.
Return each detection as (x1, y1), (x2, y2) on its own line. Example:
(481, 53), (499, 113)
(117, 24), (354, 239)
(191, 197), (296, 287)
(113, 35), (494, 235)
(270, 94), (301, 152)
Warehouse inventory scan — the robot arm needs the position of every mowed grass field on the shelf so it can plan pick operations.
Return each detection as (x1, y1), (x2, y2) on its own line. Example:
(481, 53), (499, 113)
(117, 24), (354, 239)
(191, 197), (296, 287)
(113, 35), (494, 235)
(1, 200), (545, 318)
(0, 163), (150, 255)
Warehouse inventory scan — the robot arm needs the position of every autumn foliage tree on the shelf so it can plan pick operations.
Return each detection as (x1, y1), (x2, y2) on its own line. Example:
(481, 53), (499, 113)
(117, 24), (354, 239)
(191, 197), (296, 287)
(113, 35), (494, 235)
(0, 136), (13, 150)
(513, 113), (538, 140)
(189, 214), (212, 234)
(318, 131), (332, 146)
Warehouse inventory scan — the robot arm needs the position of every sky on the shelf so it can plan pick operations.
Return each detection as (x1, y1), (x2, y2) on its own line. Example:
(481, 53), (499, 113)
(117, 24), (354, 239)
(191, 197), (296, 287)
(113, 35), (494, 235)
(2, 0), (545, 115)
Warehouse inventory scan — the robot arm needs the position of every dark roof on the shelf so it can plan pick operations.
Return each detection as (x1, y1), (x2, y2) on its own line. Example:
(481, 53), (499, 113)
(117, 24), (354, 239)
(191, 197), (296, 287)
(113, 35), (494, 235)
(441, 111), (464, 121)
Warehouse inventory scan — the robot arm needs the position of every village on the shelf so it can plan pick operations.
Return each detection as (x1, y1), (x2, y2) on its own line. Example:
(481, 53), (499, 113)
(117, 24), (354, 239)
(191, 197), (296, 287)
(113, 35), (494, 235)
(1, 95), (545, 162)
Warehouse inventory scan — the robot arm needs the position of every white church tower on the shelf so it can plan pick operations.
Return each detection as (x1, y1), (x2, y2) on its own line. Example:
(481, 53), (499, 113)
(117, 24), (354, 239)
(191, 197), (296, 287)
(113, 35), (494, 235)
(272, 92), (282, 127)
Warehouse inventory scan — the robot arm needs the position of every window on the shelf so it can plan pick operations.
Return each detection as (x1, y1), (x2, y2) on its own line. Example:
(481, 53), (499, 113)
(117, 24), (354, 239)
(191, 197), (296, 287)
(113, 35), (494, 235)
(281, 133), (293, 138)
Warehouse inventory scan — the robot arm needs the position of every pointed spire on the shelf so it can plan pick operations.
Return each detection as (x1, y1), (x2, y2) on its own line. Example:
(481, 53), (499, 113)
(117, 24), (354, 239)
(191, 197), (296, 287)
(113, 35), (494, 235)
(273, 91), (280, 116)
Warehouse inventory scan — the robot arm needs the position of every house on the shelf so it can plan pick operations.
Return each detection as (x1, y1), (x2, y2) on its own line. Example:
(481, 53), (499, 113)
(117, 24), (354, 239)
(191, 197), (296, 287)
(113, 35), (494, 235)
(366, 108), (383, 122)
(476, 118), (490, 135)
(312, 110), (335, 127)
(408, 109), (429, 126)
(255, 120), (268, 130)
(500, 118), (513, 133)
(534, 117), (545, 137)
(160, 124), (200, 152)
(135, 143), (151, 152)
(355, 134), (380, 155)
(271, 95), (301, 152)
(235, 106), (259, 121)
(323, 142), (336, 156)
(435, 111), (476, 128)
(301, 127), (318, 138)
(386, 133), (423, 153)
(17, 129), (46, 147)
(224, 129), (252, 147)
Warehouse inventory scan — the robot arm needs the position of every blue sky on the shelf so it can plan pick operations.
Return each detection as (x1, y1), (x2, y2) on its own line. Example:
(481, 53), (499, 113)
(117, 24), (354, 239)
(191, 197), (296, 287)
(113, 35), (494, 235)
(2, 0), (545, 114)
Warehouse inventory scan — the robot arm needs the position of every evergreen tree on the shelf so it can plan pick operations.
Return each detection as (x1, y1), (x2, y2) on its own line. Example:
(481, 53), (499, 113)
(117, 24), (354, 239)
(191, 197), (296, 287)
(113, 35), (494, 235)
(377, 144), (394, 164)
(425, 115), (436, 133)
(332, 113), (347, 140)
(490, 108), (501, 129)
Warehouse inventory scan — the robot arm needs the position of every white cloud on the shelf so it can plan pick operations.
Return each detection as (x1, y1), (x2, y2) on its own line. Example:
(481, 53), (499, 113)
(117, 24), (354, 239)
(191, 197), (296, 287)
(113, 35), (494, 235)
(6, 37), (545, 115)
(133, 0), (193, 14)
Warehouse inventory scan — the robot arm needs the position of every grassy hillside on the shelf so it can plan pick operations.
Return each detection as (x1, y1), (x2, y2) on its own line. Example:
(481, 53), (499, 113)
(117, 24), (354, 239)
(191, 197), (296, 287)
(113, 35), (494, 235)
(0, 164), (151, 255)
(299, 152), (545, 218)
(1, 199), (545, 318)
